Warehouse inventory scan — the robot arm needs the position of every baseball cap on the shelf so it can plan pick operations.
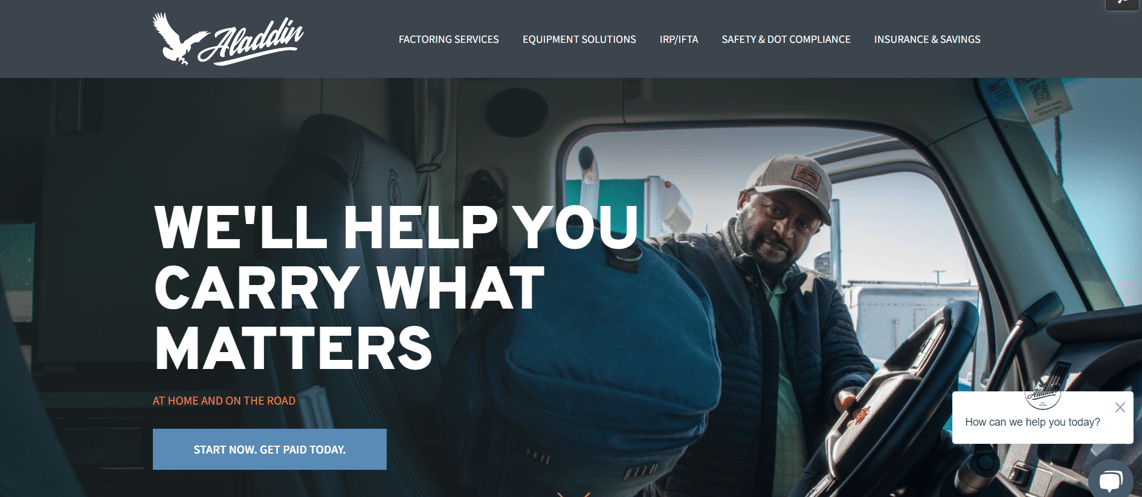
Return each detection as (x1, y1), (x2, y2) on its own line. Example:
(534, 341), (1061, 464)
(744, 154), (832, 226)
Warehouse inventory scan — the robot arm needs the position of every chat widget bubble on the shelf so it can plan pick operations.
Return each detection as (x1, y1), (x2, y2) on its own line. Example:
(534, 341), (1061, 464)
(1090, 459), (1134, 497)
(952, 391), (1134, 445)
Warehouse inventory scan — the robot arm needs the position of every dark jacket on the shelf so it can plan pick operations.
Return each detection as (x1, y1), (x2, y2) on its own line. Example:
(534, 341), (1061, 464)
(646, 220), (874, 497)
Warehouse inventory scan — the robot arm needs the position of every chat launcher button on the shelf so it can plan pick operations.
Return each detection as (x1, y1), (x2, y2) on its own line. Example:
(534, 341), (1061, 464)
(1090, 459), (1133, 497)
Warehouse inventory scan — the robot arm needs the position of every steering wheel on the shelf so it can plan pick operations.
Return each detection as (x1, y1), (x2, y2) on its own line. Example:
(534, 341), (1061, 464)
(792, 301), (978, 497)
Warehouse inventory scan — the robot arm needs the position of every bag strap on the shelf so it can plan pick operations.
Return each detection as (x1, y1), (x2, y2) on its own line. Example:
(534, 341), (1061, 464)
(296, 385), (335, 429)
(462, 170), (509, 319)
(462, 169), (509, 278)
(568, 217), (642, 274)
(606, 243), (641, 274)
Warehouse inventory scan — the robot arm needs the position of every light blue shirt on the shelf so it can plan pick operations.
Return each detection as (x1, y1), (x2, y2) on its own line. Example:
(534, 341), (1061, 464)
(759, 268), (807, 497)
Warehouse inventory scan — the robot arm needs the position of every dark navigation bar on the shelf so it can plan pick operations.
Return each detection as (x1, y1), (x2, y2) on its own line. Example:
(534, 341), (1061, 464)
(1, 0), (1137, 77)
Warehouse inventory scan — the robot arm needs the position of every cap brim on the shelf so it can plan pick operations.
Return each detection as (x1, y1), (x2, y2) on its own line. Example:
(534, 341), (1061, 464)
(752, 185), (832, 226)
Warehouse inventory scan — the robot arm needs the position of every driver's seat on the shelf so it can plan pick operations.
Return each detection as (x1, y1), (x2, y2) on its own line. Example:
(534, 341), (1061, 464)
(232, 114), (459, 497)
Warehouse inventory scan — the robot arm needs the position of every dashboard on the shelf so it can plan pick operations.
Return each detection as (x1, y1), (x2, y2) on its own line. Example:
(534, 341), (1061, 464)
(991, 305), (1142, 497)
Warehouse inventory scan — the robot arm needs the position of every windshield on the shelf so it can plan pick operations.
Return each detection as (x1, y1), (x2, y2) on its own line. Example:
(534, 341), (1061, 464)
(980, 78), (1140, 309)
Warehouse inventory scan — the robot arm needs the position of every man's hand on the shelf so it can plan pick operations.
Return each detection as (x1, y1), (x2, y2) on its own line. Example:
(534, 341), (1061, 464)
(834, 387), (861, 413)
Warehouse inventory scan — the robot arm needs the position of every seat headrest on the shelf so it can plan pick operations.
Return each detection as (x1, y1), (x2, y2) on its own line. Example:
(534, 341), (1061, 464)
(295, 114), (417, 209)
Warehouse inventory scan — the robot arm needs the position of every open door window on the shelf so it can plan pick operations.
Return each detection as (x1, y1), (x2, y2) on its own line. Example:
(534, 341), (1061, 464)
(561, 126), (991, 395)
(0, 223), (35, 370)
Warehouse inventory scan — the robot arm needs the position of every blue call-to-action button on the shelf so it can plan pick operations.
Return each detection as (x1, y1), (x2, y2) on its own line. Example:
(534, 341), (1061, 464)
(153, 429), (386, 470)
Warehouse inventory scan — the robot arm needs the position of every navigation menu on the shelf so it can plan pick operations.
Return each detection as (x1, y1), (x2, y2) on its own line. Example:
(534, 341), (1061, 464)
(388, 33), (991, 48)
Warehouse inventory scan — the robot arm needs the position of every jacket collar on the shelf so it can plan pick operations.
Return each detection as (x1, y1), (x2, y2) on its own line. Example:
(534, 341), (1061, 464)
(722, 217), (809, 289)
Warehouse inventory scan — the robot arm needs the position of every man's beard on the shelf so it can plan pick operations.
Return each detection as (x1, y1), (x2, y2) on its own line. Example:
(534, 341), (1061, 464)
(739, 224), (796, 277)
(751, 238), (795, 276)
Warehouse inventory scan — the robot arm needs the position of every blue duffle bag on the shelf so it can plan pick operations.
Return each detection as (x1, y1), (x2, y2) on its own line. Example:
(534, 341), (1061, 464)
(438, 225), (721, 497)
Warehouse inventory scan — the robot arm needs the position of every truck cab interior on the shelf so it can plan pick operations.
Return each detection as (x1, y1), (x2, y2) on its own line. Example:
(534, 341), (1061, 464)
(0, 78), (1138, 497)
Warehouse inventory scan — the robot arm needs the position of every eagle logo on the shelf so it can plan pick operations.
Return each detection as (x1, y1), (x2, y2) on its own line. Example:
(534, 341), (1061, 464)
(152, 13), (209, 65)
